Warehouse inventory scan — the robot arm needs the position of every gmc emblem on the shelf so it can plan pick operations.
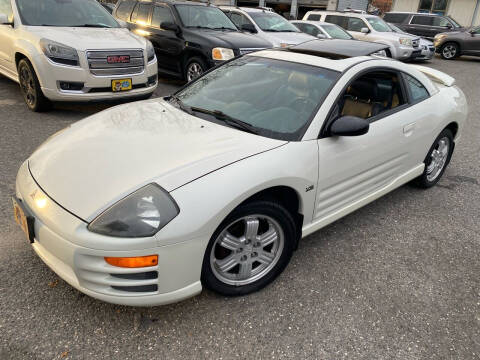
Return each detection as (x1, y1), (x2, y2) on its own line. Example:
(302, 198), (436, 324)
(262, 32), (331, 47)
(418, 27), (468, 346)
(107, 55), (130, 64)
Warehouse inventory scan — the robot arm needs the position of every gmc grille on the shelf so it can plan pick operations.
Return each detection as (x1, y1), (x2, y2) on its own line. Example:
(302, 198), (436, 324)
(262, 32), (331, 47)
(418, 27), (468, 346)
(86, 49), (144, 76)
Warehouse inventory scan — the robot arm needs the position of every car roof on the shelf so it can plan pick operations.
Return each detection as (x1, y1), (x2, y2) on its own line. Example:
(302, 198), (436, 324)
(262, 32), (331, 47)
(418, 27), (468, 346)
(385, 11), (442, 16)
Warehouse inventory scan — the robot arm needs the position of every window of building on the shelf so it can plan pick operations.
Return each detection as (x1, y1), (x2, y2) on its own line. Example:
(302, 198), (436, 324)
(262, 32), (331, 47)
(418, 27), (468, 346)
(418, 0), (448, 15)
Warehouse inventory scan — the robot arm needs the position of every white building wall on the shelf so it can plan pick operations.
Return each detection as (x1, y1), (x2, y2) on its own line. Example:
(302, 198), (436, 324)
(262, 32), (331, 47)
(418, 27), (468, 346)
(392, 0), (419, 12)
(447, 0), (477, 26)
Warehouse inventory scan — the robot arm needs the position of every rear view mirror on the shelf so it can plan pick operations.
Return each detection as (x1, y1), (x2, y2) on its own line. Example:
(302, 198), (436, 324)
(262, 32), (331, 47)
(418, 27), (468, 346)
(241, 23), (257, 33)
(361, 27), (370, 34)
(329, 116), (369, 136)
(161, 22), (181, 34)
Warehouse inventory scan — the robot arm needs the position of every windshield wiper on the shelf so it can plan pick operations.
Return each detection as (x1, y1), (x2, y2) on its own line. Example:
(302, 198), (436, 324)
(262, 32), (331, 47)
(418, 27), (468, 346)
(211, 26), (236, 31)
(190, 106), (259, 134)
(263, 29), (282, 32)
(72, 24), (113, 28)
(169, 95), (193, 115)
(186, 26), (215, 30)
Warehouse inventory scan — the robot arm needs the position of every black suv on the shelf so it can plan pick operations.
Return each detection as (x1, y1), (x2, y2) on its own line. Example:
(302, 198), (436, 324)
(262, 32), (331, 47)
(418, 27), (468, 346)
(114, 0), (271, 81)
(383, 12), (464, 40)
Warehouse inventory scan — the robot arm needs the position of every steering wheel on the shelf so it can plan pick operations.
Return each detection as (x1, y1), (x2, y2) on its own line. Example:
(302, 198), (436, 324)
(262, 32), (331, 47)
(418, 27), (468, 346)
(288, 97), (317, 112)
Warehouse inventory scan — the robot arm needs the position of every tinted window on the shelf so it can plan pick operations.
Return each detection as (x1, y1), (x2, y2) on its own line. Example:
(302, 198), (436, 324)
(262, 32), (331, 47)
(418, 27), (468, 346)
(325, 15), (347, 28)
(176, 56), (340, 141)
(404, 74), (429, 102)
(176, 5), (236, 30)
(151, 6), (173, 27)
(0, 0), (13, 22)
(131, 2), (151, 24)
(249, 12), (300, 32)
(346, 17), (366, 32)
(115, 0), (136, 21)
(297, 23), (319, 36)
(321, 24), (352, 39)
(383, 13), (409, 23)
(229, 12), (252, 28)
(432, 16), (450, 27)
(411, 15), (433, 25)
(307, 14), (321, 21)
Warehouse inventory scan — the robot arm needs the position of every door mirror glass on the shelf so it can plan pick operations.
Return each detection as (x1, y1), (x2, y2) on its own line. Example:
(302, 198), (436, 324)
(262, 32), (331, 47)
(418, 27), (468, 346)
(329, 116), (369, 136)
(361, 27), (369, 33)
(241, 23), (257, 33)
(161, 21), (180, 33)
(316, 33), (327, 39)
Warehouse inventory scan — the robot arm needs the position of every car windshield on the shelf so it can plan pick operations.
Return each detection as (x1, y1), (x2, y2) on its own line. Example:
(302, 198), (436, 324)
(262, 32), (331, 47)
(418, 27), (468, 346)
(366, 17), (391, 32)
(175, 56), (339, 141)
(176, 5), (237, 30)
(321, 24), (353, 39)
(447, 16), (460, 27)
(15, 0), (119, 27)
(249, 12), (300, 32)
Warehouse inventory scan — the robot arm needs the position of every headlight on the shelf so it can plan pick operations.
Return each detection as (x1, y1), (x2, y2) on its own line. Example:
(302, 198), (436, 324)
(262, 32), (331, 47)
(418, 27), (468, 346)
(88, 184), (179, 238)
(146, 40), (155, 62)
(280, 43), (293, 48)
(212, 47), (234, 61)
(40, 39), (79, 66)
(399, 37), (413, 47)
(434, 34), (447, 41)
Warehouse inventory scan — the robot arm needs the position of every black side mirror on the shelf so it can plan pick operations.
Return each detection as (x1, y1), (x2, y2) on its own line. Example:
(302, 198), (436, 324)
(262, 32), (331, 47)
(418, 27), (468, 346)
(161, 22), (181, 34)
(329, 116), (369, 137)
(446, 23), (453, 29)
(241, 23), (257, 33)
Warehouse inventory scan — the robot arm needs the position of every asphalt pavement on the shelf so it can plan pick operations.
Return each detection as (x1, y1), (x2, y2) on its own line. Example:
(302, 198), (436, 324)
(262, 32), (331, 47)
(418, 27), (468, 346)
(0, 56), (479, 359)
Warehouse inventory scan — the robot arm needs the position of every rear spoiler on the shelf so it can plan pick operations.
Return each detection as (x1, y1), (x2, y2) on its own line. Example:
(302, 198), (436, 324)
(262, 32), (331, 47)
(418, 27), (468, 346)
(411, 65), (455, 87)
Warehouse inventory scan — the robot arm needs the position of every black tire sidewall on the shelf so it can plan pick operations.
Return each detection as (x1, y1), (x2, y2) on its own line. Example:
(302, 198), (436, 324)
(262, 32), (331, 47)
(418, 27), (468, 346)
(416, 128), (454, 188)
(184, 56), (206, 82)
(18, 59), (51, 112)
(201, 200), (297, 296)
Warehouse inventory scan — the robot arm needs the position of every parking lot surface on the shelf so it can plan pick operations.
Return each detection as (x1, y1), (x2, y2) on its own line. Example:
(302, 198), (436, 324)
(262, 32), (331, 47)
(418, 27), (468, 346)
(0, 57), (479, 360)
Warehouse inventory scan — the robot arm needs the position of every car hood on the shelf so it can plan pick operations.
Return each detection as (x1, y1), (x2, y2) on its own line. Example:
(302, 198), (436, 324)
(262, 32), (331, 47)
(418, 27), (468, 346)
(28, 100), (286, 221)
(24, 26), (146, 51)
(377, 31), (419, 41)
(260, 31), (316, 46)
(194, 29), (272, 49)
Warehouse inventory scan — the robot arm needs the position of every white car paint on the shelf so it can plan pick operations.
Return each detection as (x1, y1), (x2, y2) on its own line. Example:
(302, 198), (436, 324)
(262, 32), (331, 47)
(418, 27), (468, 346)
(221, 7), (315, 47)
(0, 0), (157, 102)
(15, 49), (467, 306)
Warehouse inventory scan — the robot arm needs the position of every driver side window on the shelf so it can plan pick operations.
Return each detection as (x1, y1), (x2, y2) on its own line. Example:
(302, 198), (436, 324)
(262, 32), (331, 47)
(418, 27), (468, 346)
(336, 71), (406, 121)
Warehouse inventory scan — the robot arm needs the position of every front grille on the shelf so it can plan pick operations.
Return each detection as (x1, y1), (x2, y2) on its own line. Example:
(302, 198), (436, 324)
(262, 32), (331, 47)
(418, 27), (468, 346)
(239, 48), (265, 55)
(86, 49), (144, 76)
(412, 39), (420, 49)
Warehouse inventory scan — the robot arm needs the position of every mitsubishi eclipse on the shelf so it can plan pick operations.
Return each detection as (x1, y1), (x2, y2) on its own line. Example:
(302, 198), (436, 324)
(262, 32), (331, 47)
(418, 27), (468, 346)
(13, 40), (467, 306)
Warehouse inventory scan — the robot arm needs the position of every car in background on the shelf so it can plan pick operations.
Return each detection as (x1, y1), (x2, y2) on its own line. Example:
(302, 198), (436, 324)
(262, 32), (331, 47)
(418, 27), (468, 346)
(13, 39), (467, 306)
(290, 20), (353, 39)
(221, 7), (316, 48)
(0, 0), (157, 112)
(114, 0), (271, 81)
(303, 11), (421, 61)
(387, 22), (434, 61)
(383, 12), (464, 40)
(99, 2), (115, 14)
(434, 26), (480, 59)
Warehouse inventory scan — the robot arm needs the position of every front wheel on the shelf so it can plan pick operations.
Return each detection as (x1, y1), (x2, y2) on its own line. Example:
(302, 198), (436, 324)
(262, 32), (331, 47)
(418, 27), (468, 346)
(440, 42), (459, 60)
(201, 201), (296, 296)
(414, 129), (454, 188)
(184, 57), (207, 82)
(17, 59), (52, 112)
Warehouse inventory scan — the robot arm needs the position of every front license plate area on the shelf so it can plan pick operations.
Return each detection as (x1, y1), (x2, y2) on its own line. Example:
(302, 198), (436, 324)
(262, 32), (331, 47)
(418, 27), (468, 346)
(12, 197), (35, 243)
(112, 78), (132, 92)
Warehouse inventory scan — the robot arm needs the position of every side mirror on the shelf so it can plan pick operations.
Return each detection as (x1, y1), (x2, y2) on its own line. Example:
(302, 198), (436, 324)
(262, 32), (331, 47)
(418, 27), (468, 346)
(0, 13), (12, 26)
(161, 22), (181, 34)
(446, 23), (453, 29)
(329, 116), (369, 137)
(241, 23), (257, 33)
(316, 33), (327, 39)
(360, 27), (370, 34)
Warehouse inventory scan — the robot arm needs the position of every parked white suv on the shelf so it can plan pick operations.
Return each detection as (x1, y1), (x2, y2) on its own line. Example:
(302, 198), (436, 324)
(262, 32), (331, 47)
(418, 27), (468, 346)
(303, 11), (421, 60)
(0, 0), (158, 111)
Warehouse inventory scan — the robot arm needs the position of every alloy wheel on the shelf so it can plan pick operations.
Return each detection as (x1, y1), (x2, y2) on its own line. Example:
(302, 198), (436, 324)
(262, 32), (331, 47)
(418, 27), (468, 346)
(426, 136), (450, 182)
(209, 215), (285, 286)
(187, 62), (203, 82)
(19, 65), (36, 107)
(442, 45), (457, 59)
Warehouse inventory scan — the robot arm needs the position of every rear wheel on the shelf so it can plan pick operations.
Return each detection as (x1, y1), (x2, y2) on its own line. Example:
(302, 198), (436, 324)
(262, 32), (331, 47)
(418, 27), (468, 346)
(17, 59), (51, 112)
(440, 42), (459, 60)
(184, 57), (207, 82)
(201, 201), (296, 296)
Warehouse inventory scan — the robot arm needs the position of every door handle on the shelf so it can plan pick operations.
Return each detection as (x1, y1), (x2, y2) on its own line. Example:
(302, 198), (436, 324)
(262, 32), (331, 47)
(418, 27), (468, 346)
(403, 122), (416, 136)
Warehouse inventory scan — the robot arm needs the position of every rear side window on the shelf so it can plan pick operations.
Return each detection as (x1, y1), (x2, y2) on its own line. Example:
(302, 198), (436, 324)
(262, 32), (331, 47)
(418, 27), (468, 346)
(346, 17), (366, 32)
(307, 14), (321, 21)
(115, 0), (136, 21)
(404, 74), (429, 102)
(131, 2), (152, 24)
(432, 16), (450, 27)
(325, 15), (347, 29)
(383, 13), (409, 23)
(229, 12), (252, 28)
(411, 15), (433, 25)
(151, 6), (173, 27)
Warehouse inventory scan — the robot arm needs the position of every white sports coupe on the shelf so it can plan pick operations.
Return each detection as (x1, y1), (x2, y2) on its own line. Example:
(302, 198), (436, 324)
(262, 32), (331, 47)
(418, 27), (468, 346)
(13, 39), (467, 306)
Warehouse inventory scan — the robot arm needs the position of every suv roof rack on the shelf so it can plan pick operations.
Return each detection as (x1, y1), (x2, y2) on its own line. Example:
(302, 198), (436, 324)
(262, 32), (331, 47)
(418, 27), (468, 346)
(287, 39), (388, 59)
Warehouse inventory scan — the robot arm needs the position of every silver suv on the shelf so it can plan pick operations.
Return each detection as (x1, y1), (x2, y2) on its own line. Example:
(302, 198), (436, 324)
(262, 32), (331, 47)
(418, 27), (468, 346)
(303, 11), (421, 61)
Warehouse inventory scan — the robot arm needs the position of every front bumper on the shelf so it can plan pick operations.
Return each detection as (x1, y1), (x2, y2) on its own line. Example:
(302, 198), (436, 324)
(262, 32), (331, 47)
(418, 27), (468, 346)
(15, 162), (203, 306)
(393, 45), (416, 60)
(410, 46), (434, 60)
(32, 54), (158, 102)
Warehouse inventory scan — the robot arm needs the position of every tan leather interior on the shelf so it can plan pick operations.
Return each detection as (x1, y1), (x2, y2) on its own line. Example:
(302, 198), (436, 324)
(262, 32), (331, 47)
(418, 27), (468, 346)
(341, 98), (372, 118)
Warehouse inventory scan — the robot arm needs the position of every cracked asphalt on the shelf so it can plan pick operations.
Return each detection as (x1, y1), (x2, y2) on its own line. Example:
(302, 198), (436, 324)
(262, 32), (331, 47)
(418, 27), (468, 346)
(0, 56), (479, 360)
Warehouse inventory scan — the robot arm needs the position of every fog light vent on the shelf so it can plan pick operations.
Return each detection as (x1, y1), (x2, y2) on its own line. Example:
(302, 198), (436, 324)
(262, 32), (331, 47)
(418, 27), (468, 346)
(59, 81), (84, 91)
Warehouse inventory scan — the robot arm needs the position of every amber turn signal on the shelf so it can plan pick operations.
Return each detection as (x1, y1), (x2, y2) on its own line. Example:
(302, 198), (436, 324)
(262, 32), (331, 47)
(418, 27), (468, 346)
(105, 255), (158, 268)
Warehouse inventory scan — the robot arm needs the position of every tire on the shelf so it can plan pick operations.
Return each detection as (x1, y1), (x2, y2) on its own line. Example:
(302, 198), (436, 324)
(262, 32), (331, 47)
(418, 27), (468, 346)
(414, 128), (454, 188)
(17, 58), (52, 112)
(440, 42), (459, 60)
(201, 200), (297, 296)
(184, 57), (207, 82)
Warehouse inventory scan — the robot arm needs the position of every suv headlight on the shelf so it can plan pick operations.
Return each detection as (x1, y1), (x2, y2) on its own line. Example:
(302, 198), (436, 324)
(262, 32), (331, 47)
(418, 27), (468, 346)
(146, 40), (155, 62)
(434, 34), (447, 41)
(40, 39), (79, 66)
(399, 37), (413, 47)
(88, 184), (179, 238)
(212, 47), (234, 61)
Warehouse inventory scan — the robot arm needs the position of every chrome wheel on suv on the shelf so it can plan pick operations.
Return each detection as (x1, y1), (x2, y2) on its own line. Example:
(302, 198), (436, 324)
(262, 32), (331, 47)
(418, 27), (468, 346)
(185, 57), (206, 82)
(441, 43), (458, 59)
